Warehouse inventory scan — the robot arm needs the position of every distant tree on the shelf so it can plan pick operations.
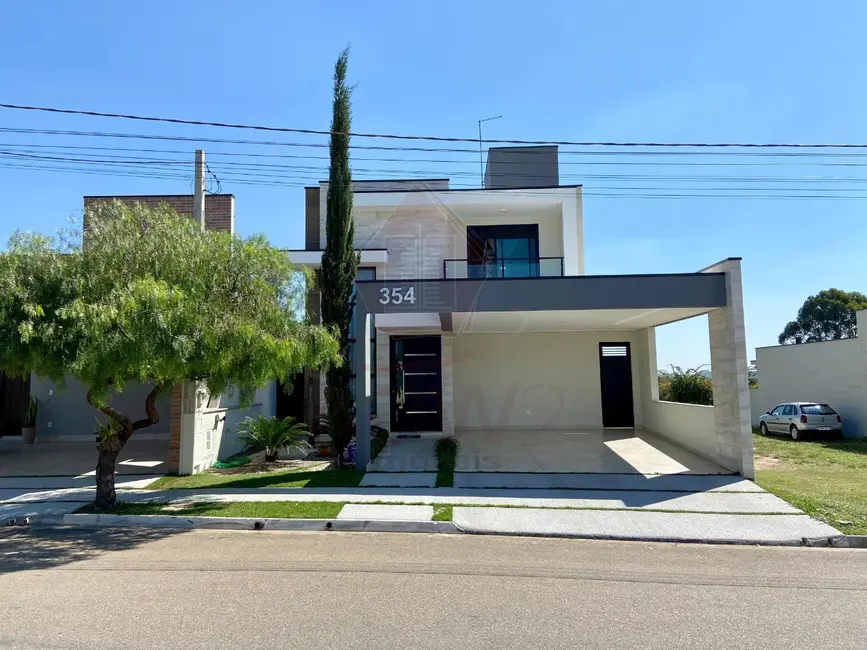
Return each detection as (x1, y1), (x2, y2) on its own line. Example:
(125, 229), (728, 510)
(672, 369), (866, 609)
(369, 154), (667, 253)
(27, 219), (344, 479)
(748, 363), (758, 389)
(778, 289), (867, 344)
(658, 366), (714, 406)
(320, 46), (359, 464)
(0, 201), (338, 509)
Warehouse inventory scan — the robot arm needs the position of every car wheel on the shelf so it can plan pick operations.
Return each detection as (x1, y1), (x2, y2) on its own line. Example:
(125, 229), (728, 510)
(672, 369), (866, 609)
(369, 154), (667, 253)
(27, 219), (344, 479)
(759, 422), (769, 436)
(789, 425), (801, 441)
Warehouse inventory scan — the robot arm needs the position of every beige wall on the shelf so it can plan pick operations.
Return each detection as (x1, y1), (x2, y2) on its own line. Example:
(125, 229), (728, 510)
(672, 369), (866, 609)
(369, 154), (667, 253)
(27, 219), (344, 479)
(317, 181), (574, 280)
(644, 401), (718, 461)
(634, 325), (747, 474)
(751, 314), (866, 438)
(346, 208), (564, 281)
(452, 331), (643, 429)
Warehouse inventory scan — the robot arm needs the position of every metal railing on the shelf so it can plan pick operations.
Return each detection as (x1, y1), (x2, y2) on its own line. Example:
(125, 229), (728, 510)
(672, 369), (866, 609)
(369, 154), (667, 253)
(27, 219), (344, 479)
(443, 257), (565, 279)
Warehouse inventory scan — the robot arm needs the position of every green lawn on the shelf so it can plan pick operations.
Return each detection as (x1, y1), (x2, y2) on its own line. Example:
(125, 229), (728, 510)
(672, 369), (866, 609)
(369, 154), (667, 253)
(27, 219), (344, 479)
(432, 504), (453, 521)
(77, 501), (346, 519)
(147, 467), (364, 490)
(753, 434), (867, 535)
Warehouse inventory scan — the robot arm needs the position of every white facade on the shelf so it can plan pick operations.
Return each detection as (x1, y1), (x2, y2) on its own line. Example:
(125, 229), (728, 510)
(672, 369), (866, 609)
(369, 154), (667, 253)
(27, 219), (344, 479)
(295, 180), (753, 477)
(750, 310), (867, 438)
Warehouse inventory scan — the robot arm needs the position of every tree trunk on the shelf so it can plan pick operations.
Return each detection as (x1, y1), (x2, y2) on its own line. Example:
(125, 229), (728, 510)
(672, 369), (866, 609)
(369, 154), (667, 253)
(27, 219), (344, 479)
(87, 384), (162, 511)
(95, 447), (120, 510)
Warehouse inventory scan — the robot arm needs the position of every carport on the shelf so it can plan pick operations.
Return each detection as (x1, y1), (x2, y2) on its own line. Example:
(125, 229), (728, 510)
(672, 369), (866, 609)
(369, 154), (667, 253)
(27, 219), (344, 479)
(352, 258), (753, 478)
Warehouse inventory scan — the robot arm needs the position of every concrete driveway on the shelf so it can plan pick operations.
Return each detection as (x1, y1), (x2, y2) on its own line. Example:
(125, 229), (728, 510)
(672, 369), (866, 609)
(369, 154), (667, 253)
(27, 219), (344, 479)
(454, 427), (730, 474)
(0, 436), (169, 478)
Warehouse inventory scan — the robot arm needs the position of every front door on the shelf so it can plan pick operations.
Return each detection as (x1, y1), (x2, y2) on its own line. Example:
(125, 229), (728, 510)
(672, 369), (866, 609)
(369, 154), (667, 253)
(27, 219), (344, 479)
(599, 343), (635, 428)
(390, 335), (442, 432)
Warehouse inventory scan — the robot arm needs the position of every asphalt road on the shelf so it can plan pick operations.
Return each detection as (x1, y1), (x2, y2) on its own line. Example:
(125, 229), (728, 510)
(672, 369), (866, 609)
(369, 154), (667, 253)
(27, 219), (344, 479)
(1, 527), (866, 650)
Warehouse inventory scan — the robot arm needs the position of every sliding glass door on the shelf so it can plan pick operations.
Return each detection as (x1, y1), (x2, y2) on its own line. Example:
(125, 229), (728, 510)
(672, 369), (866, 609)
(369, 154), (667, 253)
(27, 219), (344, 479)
(467, 224), (540, 279)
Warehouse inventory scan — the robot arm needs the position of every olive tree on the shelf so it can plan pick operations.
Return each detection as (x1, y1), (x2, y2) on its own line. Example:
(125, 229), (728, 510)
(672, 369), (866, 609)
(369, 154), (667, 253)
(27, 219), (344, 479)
(0, 201), (339, 509)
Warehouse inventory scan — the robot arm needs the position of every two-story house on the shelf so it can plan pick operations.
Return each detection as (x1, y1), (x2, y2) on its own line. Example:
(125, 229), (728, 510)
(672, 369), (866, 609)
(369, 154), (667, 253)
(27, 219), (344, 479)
(291, 147), (754, 478)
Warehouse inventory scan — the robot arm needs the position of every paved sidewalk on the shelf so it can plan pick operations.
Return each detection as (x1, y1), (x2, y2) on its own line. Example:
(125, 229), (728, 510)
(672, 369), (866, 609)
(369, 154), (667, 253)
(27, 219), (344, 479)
(1, 485), (800, 513)
(0, 473), (845, 546)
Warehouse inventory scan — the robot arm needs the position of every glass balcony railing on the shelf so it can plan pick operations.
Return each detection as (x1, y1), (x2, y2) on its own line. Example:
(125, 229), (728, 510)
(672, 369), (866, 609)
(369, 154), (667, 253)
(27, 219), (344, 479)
(443, 257), (564, 279)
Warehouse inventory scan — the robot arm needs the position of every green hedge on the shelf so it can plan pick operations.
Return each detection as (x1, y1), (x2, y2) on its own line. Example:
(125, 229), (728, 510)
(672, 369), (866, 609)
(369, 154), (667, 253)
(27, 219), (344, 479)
(370, 427), (390, 461)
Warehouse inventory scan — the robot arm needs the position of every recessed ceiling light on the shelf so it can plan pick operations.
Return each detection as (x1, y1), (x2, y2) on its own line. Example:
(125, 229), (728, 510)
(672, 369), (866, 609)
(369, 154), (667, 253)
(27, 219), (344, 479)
(498, 208), (508, 212)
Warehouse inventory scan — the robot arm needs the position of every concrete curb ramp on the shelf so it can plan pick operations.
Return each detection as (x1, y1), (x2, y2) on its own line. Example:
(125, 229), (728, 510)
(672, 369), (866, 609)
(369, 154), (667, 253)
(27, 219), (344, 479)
(451, 507), (846, 547)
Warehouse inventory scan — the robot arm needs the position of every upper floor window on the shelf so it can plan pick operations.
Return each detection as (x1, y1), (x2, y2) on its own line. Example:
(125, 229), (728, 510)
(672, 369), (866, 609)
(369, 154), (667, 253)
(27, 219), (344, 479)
(467, 224), (540, 278)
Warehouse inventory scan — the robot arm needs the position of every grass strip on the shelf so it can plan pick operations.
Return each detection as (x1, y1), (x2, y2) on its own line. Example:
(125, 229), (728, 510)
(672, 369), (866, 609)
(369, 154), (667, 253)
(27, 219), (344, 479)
(432, 504), (453, 521)
(147, 468), (364, 490)
(76, 501), (345, 519)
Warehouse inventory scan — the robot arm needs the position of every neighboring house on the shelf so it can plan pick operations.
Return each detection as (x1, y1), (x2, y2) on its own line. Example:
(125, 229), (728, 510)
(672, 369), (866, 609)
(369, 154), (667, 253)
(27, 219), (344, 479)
(29, 194), (284, 473)
(291, 147), (755, 476)
(750, 309), (867, 438)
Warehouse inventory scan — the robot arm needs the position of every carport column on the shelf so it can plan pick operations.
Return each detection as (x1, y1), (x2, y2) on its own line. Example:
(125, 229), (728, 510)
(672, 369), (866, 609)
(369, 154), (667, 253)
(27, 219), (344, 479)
(175, 381), (201, 476)
(354, 305), (372, 470)
(701, 259), (754, 479)
(441, 335), (455, 436)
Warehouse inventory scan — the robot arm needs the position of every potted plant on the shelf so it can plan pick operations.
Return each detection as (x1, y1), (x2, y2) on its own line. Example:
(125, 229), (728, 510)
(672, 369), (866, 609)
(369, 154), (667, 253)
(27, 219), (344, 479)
(21, 396), (39, 444)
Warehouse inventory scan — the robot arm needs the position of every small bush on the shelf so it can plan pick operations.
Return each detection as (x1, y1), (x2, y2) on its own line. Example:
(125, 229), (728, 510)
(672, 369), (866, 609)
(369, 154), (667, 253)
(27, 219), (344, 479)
(658, 365), (713, 406)
(370, 427), (389, 461)
(435, 436), (459, 487)
(237, 415), (309, 462)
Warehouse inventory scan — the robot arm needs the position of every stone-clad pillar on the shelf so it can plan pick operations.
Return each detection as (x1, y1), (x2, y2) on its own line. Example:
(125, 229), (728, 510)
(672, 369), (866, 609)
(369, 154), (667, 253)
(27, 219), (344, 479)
(441, 335), (455, 436)
(701, 258), (754, 479)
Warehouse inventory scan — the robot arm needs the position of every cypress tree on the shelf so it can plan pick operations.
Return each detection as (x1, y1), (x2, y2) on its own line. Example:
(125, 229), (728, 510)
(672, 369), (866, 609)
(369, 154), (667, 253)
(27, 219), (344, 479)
(320, 46), (359, 463)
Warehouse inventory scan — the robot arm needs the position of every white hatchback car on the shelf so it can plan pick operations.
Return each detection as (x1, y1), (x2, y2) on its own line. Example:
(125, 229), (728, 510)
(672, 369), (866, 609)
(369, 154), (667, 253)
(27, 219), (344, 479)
(758, 402), (843, 441)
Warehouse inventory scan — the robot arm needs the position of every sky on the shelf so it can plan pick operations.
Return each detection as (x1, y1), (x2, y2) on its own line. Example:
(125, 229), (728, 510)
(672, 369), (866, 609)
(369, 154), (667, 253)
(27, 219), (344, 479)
(1, 0), (866, 369)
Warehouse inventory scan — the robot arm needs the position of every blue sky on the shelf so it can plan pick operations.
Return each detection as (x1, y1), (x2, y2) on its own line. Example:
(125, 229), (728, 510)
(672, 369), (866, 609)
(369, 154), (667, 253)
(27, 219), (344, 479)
(2, 0), (866, 368)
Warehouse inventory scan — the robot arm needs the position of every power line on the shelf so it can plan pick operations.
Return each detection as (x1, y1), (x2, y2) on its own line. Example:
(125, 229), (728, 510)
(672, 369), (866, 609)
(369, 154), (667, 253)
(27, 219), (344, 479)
(5, 127), (867, 159)
(4, 149), (867, 186)
(6, 141), (867, 168)
(4, 159), (867, 200)
(2, 102), (866, 149)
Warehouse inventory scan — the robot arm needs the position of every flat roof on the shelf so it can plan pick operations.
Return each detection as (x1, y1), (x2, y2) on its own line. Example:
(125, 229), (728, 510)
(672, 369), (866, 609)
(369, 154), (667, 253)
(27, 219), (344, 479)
(305, 182), (583, 193)
(353, 183), (582, 194)
(83, 194), (235, 199)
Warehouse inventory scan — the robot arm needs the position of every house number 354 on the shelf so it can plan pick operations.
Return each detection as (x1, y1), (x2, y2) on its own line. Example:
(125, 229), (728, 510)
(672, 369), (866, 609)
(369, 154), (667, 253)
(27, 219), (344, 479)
(379, 286), (416, 305)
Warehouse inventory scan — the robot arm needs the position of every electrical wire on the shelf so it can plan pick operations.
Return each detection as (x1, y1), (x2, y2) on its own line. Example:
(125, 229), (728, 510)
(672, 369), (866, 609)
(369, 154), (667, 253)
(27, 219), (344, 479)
(6, 141), (867, 168)
(3, 150), (867, 188)
(2, 102), (866, 149)
(6, 126), (867, 158)
(4, 159), (867, 200)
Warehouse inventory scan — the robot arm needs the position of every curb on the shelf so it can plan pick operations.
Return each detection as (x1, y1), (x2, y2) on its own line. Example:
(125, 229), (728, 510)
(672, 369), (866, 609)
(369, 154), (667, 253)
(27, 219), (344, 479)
(452, 525), (847, 547)
(59, 513), (459, 534)
(21, 514), (866, 549)
(832, 535), (867, 549)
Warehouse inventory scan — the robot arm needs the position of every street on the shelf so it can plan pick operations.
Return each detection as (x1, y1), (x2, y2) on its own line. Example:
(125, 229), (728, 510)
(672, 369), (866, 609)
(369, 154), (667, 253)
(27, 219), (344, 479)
(1, 528), (865, 649)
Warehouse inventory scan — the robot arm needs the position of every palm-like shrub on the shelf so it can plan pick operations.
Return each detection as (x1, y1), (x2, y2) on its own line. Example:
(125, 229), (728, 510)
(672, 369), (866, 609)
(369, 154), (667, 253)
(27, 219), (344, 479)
(237, 415), (309, 462)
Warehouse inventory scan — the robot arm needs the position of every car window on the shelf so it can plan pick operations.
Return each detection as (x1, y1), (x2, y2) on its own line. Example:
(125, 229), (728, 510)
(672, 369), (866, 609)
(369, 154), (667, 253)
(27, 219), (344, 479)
(782, 405), (794, 416)
(770, 406), (784, 416)
(800, 404), (837, 415)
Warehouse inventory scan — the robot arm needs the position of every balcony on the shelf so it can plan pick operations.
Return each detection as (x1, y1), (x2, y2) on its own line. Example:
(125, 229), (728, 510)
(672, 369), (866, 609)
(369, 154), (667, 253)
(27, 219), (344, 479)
(443, 257), (564, 279)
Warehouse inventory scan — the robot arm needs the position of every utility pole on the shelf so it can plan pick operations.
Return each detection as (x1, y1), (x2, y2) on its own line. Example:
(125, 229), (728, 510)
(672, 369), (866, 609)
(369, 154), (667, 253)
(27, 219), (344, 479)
(478, 115), (503, 188)
(193, 149), (205, 230)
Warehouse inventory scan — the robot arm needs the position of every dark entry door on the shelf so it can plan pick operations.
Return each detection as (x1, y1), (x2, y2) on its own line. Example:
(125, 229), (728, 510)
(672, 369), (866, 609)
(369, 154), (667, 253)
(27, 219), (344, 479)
(390, 336), (442, 432)
(599, 343), (635, 428)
